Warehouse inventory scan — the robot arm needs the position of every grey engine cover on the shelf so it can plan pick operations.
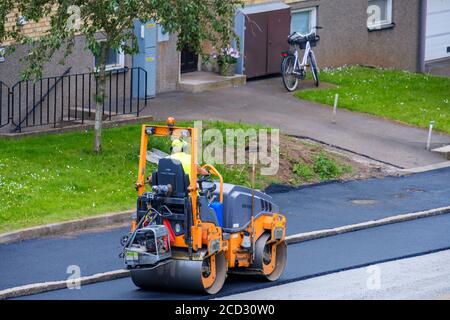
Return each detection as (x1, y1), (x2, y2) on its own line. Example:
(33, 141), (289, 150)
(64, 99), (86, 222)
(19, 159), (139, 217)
(213, 183), (279, 230)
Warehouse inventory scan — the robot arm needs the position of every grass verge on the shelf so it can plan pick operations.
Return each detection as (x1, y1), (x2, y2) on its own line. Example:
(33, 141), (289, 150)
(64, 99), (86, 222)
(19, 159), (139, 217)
(0, 121), (365, 232)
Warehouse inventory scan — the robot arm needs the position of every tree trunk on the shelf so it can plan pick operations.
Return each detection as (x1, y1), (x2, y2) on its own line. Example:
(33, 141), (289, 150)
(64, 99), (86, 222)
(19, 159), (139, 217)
(93, 43), (108, 153)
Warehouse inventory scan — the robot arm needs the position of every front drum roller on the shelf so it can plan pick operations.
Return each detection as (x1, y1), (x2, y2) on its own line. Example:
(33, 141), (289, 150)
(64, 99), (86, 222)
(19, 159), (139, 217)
(130, 252), (227, 294)
(252, 232), (287, 281)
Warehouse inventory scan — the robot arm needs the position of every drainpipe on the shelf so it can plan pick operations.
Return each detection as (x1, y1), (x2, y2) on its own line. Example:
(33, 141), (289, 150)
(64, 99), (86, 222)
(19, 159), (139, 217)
(417, 0), (427, 73)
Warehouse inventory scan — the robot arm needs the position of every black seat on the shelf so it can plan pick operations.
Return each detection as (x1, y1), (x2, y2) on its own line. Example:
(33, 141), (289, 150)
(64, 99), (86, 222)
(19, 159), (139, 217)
(152, 158), (190, 198)
(149, 158), (193, 238)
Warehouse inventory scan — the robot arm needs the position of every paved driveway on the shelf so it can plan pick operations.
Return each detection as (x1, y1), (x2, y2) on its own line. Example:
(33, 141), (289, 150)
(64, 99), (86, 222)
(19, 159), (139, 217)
(143, 77), (450, 169)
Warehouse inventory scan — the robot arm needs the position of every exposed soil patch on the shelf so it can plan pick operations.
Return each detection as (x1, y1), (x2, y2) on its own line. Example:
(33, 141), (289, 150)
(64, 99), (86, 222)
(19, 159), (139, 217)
(249, 135), (401, 190)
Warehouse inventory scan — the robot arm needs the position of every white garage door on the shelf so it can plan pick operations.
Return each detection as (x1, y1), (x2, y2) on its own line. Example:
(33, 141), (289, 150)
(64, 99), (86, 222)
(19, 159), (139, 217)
(426, 0), (450, 61)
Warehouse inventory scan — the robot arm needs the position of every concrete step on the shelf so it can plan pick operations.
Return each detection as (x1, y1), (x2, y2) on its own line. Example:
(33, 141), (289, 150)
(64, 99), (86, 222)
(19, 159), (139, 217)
(69, 107), (117, 121)
(179, 71), (246, 93)
(432, 145), (450, 160)
(0, 115), (154, 138)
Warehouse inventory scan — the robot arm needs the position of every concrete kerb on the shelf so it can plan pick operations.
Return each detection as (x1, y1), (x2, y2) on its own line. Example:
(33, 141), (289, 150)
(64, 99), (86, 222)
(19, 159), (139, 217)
(1, 205), (450, 299)
(0, 210), (133, 244)
(400, 161), (450, 174)
(0, 269), (130, 300)
(0, 115), (154, 139)
(285, 205), (450, 244)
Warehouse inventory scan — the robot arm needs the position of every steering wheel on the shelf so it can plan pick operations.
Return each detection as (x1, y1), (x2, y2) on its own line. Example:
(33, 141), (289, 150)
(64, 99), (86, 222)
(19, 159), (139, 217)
(198, 174), (216, 194)
(197, 173), (211, 183)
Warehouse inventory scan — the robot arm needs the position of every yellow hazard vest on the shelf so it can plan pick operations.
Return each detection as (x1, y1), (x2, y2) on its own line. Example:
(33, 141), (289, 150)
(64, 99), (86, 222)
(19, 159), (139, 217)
(168, 152), (192, 181)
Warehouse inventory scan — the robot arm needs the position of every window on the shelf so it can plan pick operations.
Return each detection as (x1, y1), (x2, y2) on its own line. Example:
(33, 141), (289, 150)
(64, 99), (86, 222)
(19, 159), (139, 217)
(291, 7), (317, 34)
(0, 48), (5, 63)
(367, 0), (393, 30)
(158, 24), (169, 42)
(94, 46), (125, 71)
(16, 16), (27, 26)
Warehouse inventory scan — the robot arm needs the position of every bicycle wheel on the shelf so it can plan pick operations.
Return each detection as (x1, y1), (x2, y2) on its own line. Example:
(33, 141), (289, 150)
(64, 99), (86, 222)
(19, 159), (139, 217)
(309, 52), (319, 87)
(281, 55), (299, 92)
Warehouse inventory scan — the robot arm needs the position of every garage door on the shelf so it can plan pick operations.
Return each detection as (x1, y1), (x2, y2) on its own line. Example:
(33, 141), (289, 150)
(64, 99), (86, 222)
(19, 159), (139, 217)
(426, 0), (450, 61)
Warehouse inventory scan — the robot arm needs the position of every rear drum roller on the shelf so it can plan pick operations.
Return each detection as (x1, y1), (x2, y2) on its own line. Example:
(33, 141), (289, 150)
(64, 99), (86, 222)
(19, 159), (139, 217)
(253, 233), (287, 281)
(130, 252), (227, 294)
(201, 253), (227, 294)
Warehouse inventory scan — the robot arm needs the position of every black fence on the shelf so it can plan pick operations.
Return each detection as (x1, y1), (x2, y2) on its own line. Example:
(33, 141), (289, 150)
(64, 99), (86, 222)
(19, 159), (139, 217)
(0, 67), (149, 133)
(0, 81), (10, 129)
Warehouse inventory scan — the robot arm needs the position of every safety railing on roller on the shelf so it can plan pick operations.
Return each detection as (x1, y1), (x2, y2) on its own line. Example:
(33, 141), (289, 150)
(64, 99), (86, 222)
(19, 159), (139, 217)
(0, 67), (149, 133)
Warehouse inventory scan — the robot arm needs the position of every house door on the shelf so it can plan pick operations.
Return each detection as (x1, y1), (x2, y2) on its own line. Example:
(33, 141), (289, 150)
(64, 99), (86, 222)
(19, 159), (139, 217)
(267, 8), (292, 74)
(243, 8), (291, 78)
(244, 12), (269, 78)
(181, 47), (198, 73)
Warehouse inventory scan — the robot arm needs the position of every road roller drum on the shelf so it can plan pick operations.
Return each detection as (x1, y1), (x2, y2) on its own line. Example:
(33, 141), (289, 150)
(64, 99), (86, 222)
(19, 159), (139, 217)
(130, 253), (228, 294)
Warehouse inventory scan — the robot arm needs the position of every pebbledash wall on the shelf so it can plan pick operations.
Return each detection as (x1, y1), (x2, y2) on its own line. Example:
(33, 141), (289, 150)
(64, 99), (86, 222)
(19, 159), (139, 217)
(293, 0), (422, 72)
(246, 0), (424, 72)
(0, 13), (179, 94)
(0, 37), (179, 95)
(155, 34), (179, 94)
(0, 36), (113, 87)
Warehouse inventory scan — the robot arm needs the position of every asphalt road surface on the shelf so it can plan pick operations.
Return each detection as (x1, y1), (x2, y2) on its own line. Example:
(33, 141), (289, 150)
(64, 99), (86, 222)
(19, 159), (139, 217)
(221, 249), (450, 300)
(2, 167), (450, 291)
(1, 167), (450, 299)
(274, 166), (450, 233)
(16, 213), (450, 299)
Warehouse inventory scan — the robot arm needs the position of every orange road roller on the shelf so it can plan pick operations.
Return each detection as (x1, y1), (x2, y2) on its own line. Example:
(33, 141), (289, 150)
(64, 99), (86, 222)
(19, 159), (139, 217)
(121, 119), (287, 294)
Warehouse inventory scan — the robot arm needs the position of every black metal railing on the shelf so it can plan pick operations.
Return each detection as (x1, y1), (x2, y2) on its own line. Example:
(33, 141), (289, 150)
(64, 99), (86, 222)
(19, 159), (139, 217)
(0, 81), (10, 129)
(12, 67), (72, 132)
(0, 67), (149, 133)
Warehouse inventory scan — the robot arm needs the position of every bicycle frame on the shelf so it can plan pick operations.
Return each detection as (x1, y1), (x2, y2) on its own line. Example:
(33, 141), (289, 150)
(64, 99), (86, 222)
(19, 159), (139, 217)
(293, 41), (312, 73)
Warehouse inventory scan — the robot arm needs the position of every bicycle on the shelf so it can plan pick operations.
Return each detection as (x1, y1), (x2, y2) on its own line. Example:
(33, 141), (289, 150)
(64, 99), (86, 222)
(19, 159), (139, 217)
(281, 27), (321, 92)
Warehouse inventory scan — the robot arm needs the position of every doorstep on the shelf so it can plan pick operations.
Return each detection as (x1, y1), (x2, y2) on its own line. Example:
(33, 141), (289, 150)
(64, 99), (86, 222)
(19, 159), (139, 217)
(178, 71), (246, 93)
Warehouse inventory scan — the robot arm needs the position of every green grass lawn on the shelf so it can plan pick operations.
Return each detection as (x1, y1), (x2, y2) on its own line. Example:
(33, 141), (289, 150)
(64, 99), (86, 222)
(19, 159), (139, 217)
(296, 66), (450, 134)
(0, 121), (280, 233)
(0, 120), (357, 233)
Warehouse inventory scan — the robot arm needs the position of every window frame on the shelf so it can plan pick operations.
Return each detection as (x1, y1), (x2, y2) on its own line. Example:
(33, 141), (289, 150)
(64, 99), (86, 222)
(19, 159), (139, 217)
(93, 41), (125, 72)
(0, 48), (5, 63)
(367, 0), (393, 30)
(291, 7), (318, 35)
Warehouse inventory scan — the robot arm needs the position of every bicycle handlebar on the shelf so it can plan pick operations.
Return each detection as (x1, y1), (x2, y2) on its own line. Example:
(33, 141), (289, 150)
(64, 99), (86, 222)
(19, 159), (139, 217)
(289, 31), (320, 42)
(293, 26), (323, 38)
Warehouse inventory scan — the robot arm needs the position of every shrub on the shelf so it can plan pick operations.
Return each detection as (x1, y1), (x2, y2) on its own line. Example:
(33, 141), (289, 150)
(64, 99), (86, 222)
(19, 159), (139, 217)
(292, 161), (314, 182)
(313, 152), (341, 181)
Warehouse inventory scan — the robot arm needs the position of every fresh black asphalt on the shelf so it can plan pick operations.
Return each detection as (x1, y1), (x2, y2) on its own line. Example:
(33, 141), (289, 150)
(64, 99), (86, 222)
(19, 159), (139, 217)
(275, 166), (450, 233)
(1, 167), (450, 293)
(17, 213), (450, 299)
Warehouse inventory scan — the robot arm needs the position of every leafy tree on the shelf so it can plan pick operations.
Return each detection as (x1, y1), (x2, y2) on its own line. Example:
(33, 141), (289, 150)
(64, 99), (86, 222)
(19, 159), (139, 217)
(1, 0), (243, 152)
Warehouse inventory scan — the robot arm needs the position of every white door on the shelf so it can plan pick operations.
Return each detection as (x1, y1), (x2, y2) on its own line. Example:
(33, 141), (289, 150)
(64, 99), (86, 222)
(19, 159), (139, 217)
(426, 0), (450, 61)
